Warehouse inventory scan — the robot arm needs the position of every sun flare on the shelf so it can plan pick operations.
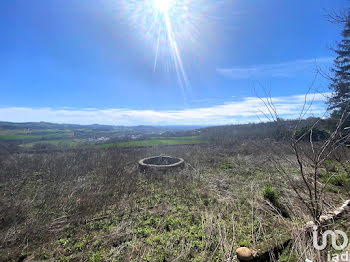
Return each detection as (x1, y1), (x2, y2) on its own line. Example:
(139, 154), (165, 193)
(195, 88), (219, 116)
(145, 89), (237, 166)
(121, 0), (210, 93)
(153, 0), (173, 13)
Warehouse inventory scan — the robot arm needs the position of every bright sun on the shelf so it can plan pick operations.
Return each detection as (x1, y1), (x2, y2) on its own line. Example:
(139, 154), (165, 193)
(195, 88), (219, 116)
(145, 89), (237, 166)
(153, 0), (173, 13)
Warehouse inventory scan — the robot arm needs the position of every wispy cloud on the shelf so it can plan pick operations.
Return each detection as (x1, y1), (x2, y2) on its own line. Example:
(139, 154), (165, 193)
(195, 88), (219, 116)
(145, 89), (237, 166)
(217, 57), (333, 79)
(0, 93), (330, 126)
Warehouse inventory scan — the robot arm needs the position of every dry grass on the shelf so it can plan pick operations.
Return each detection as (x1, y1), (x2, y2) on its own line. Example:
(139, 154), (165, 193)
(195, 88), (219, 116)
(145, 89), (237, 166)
(0, 142), (348, 261)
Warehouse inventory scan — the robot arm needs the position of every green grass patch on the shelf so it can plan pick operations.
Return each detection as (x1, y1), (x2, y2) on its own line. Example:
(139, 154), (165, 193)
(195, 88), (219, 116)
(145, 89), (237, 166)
(321, 160), (350, 191)
(21, 139), (86, 149)
(320, 173), (350, 187)
(263, 183), (279, 204)
(0, 134), (45, 140)
(0, 132), (73, 141)
(95, 136), (203, 148)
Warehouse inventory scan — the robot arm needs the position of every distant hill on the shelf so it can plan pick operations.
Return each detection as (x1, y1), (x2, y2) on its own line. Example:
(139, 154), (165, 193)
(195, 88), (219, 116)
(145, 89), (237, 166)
(0, 121), (203, 132)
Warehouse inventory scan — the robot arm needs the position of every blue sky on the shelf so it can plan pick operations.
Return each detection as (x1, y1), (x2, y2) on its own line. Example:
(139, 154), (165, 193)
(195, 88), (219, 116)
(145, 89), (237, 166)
(0, 0), (348, 125)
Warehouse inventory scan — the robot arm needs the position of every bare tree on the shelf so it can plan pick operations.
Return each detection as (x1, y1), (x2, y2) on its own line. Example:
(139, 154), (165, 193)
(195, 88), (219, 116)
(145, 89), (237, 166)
(260, 91), (350, 224)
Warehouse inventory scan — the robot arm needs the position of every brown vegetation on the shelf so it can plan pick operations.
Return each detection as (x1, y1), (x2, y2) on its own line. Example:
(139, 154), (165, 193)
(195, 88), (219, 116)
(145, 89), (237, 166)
(0, 140), (348, 261)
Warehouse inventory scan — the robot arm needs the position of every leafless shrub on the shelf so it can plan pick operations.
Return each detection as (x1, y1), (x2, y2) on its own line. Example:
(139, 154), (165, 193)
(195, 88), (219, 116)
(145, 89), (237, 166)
(260, 89), (350, 222)
(257, 87), (350, 260)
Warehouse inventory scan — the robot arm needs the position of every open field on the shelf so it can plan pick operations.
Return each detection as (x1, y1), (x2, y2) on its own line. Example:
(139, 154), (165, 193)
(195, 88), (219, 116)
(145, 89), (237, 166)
(16, 136), (203, 151)
(20, 139), (87, 150)
(95, 136), (203, 148)
(0, 122), (203, 152)
(0, 132), (74, 141)
(1, 141), (349, 261)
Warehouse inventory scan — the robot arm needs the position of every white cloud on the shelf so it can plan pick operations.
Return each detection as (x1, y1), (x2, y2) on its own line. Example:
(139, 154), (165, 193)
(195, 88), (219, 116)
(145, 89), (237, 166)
(217, 57), (333, 79)
(0, 93), (330, 126)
